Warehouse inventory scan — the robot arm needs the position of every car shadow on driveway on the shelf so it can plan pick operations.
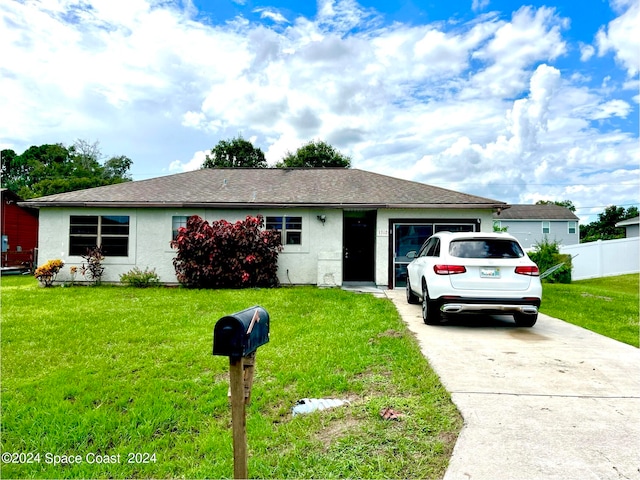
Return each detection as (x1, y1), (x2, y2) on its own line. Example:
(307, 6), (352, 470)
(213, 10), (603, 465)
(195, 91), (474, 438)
(435, 314), (523, 329)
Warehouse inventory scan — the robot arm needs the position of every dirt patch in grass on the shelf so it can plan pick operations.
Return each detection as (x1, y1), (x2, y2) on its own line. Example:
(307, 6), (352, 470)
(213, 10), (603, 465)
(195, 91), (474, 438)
(317, 415), (361, 450)
(580, 292), (613, 301)
(438, 431), (460, 457)
(377, 329), (404, 338)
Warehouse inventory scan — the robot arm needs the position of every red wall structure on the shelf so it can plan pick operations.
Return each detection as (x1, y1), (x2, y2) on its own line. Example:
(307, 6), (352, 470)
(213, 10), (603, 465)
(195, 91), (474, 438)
(1, 189), (39, 269)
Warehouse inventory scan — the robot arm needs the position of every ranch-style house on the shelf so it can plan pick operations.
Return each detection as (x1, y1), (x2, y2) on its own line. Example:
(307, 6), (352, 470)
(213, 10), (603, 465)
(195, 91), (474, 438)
(22, 168), (508, 288)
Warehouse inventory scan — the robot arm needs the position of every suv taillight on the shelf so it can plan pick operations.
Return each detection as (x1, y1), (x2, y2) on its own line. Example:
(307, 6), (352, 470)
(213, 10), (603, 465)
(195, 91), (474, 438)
(434, 264), (467, 275)
(515, 266), (540, 276)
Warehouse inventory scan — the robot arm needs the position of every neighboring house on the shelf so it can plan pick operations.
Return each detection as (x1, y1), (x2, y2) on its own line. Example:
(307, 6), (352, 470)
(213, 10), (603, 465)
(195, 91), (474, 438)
(1, 188), (39, 271)
(493, 204), (579, 248)
(615, 216), (639, 238)
(22, 168), (507, 288)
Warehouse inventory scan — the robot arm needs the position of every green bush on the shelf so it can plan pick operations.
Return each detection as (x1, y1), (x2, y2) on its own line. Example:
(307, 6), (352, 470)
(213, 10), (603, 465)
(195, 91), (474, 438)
(119, 267), (160, 288)
(528, 237), (572, 283)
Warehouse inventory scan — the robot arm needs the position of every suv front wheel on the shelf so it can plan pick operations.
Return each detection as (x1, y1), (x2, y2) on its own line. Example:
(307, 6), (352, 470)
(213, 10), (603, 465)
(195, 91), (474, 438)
(422, 283), (441, 325)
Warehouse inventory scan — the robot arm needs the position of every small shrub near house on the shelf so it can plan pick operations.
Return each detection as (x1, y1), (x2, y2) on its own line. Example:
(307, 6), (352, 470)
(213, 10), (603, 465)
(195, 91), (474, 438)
(170, 215), (282, 288)
(81, 246), (105, 285)
(120, 267), (160, 288)
(34, 259), (64, 287)
(529, 237), (572, 283)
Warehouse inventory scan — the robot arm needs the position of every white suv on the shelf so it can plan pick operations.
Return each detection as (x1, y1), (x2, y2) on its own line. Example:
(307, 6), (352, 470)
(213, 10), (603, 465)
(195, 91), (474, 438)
(406, 232), (542, 327)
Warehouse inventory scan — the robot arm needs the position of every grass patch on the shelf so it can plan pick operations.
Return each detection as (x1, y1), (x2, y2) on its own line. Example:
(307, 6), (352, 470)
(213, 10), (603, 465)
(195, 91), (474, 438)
(540, 274), (639, 347)
(1, 276), (461, 479)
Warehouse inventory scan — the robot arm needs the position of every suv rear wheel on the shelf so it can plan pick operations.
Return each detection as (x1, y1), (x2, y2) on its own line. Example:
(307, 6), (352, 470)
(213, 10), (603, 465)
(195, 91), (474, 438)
(422, 283), (441, 325)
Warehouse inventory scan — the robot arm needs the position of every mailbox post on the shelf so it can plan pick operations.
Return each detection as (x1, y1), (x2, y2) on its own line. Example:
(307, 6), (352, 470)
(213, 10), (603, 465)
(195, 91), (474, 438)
(213, 306), (269, 480)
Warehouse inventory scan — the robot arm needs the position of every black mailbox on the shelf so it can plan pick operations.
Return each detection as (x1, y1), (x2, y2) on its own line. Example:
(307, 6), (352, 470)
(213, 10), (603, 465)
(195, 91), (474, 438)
(213, 306), (269, 358)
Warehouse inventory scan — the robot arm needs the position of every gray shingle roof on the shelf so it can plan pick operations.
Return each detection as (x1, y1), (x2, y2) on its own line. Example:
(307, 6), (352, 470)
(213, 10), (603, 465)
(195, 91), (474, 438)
(616, 216), (639, 227)
(494, 204), (579, 220)
(21, 168), (507, 209)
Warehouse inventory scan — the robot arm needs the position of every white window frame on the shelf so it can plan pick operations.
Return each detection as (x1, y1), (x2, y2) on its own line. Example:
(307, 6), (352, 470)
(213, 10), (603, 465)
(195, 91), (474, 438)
(172, 215), (189, 240)
(542, 221), (550, 234)
(266, 215), (302, 245)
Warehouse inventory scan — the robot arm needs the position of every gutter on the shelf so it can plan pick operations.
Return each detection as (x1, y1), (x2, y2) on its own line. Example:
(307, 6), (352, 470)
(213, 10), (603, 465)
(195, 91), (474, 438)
(19, 201), (510, 210)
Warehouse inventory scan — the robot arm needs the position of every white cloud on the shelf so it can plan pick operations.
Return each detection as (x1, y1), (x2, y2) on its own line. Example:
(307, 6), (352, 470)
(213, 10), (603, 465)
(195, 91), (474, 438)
(254, 8), (288, 24)
(472, 0), (491, 12)
(588, 99), (632, 120)
(1, 0), (637, 221)
(579, 43), (595, 62)
(169, 150), (210, 172)
(596, 0), (639, 76)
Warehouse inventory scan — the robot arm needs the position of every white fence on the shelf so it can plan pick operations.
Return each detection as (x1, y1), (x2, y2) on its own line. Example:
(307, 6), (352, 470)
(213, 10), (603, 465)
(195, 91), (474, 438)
(560, 237), (640, 281)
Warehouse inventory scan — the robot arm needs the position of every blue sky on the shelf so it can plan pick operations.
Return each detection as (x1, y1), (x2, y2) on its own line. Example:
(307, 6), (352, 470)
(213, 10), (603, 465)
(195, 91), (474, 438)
(1, 0), (638, 223)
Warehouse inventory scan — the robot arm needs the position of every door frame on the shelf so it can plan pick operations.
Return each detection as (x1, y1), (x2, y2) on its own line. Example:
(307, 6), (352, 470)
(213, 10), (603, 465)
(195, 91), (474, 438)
(342, 210), (377, 284)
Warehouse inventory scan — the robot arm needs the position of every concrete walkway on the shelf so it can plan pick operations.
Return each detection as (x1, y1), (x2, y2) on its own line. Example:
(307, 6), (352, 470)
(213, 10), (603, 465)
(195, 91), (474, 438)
(385, 290), (640, 480)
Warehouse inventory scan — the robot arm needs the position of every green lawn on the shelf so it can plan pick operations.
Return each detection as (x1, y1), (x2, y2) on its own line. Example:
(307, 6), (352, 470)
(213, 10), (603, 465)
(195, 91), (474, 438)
(540, 274), (639, 347)
(0, 276), (461, 479)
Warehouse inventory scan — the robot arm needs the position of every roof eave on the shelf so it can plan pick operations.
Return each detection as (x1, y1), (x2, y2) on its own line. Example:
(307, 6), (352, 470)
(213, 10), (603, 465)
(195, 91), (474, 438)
(20, 201), (508, 210)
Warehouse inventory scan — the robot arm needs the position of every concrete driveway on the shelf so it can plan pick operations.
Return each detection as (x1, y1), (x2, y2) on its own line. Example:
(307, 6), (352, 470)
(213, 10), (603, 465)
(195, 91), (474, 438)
(385, 290), (640, 480)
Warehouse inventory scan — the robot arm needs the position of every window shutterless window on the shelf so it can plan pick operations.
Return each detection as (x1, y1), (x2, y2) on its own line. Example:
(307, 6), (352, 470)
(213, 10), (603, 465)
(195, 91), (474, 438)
(542, 221), (550, 234)
(568, 221), (577, 234)
(266, 216), (302, 245)
(69, 215), (129, 256)
(172, 216), (188, 240)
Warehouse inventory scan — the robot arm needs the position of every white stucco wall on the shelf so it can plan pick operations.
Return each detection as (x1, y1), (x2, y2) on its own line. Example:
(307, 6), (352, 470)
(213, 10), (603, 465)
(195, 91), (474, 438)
(37, 207), (344, 286)
(38, 207), (142, 283)
(37, 206), (494, 287)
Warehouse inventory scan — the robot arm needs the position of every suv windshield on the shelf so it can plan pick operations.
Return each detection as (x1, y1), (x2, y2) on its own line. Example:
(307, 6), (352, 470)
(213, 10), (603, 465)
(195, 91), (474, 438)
(449, 239), (524, 259)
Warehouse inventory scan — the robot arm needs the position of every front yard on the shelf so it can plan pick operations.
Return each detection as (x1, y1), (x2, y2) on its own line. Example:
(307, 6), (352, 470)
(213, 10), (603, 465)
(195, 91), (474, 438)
(540, 274), (639, 347)
(0, 276), (461, 479)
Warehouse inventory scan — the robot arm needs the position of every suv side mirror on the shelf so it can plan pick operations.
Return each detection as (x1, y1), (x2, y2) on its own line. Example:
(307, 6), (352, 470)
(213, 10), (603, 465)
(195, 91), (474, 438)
(406, 251), (417, 259)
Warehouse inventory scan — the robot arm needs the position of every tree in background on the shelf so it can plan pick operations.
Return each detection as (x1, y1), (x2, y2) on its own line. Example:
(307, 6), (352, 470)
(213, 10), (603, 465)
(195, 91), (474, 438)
(1, 140), (132, 199)
(103, 155), (133, 181)
(276, 140), (351, 168)
(580, 205), (639, 243)
(202, 135), (267, 168)
(535, 199), (576, 212)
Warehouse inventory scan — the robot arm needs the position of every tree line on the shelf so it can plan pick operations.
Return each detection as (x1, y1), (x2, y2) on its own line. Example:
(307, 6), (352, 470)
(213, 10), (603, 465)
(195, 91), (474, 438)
(579, 205), (638, 243)
(1, 140), (133, 200)
(201, 136), (350, 169)
(534, 200), (637, 243)
(1, 137), (350, 200)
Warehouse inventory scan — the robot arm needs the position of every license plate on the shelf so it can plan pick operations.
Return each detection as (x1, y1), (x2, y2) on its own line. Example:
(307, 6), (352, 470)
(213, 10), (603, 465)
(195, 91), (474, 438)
(480, 267), (500, 278)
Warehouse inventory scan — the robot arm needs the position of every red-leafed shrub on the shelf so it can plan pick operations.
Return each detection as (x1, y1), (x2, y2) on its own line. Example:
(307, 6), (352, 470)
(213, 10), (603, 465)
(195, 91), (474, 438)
(170, 215), (282, 288)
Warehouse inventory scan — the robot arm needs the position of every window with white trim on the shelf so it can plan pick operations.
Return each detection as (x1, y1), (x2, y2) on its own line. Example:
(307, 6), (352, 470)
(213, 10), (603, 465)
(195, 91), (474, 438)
(69, 215), (129, 256)
(542, 221), (550, 234)
(266, 216), (302, 245)
(568, 221), (577, 234)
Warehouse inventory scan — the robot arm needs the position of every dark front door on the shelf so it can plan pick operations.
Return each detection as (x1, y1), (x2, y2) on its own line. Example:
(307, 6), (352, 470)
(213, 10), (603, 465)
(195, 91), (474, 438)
(343, 211), (376, 282)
